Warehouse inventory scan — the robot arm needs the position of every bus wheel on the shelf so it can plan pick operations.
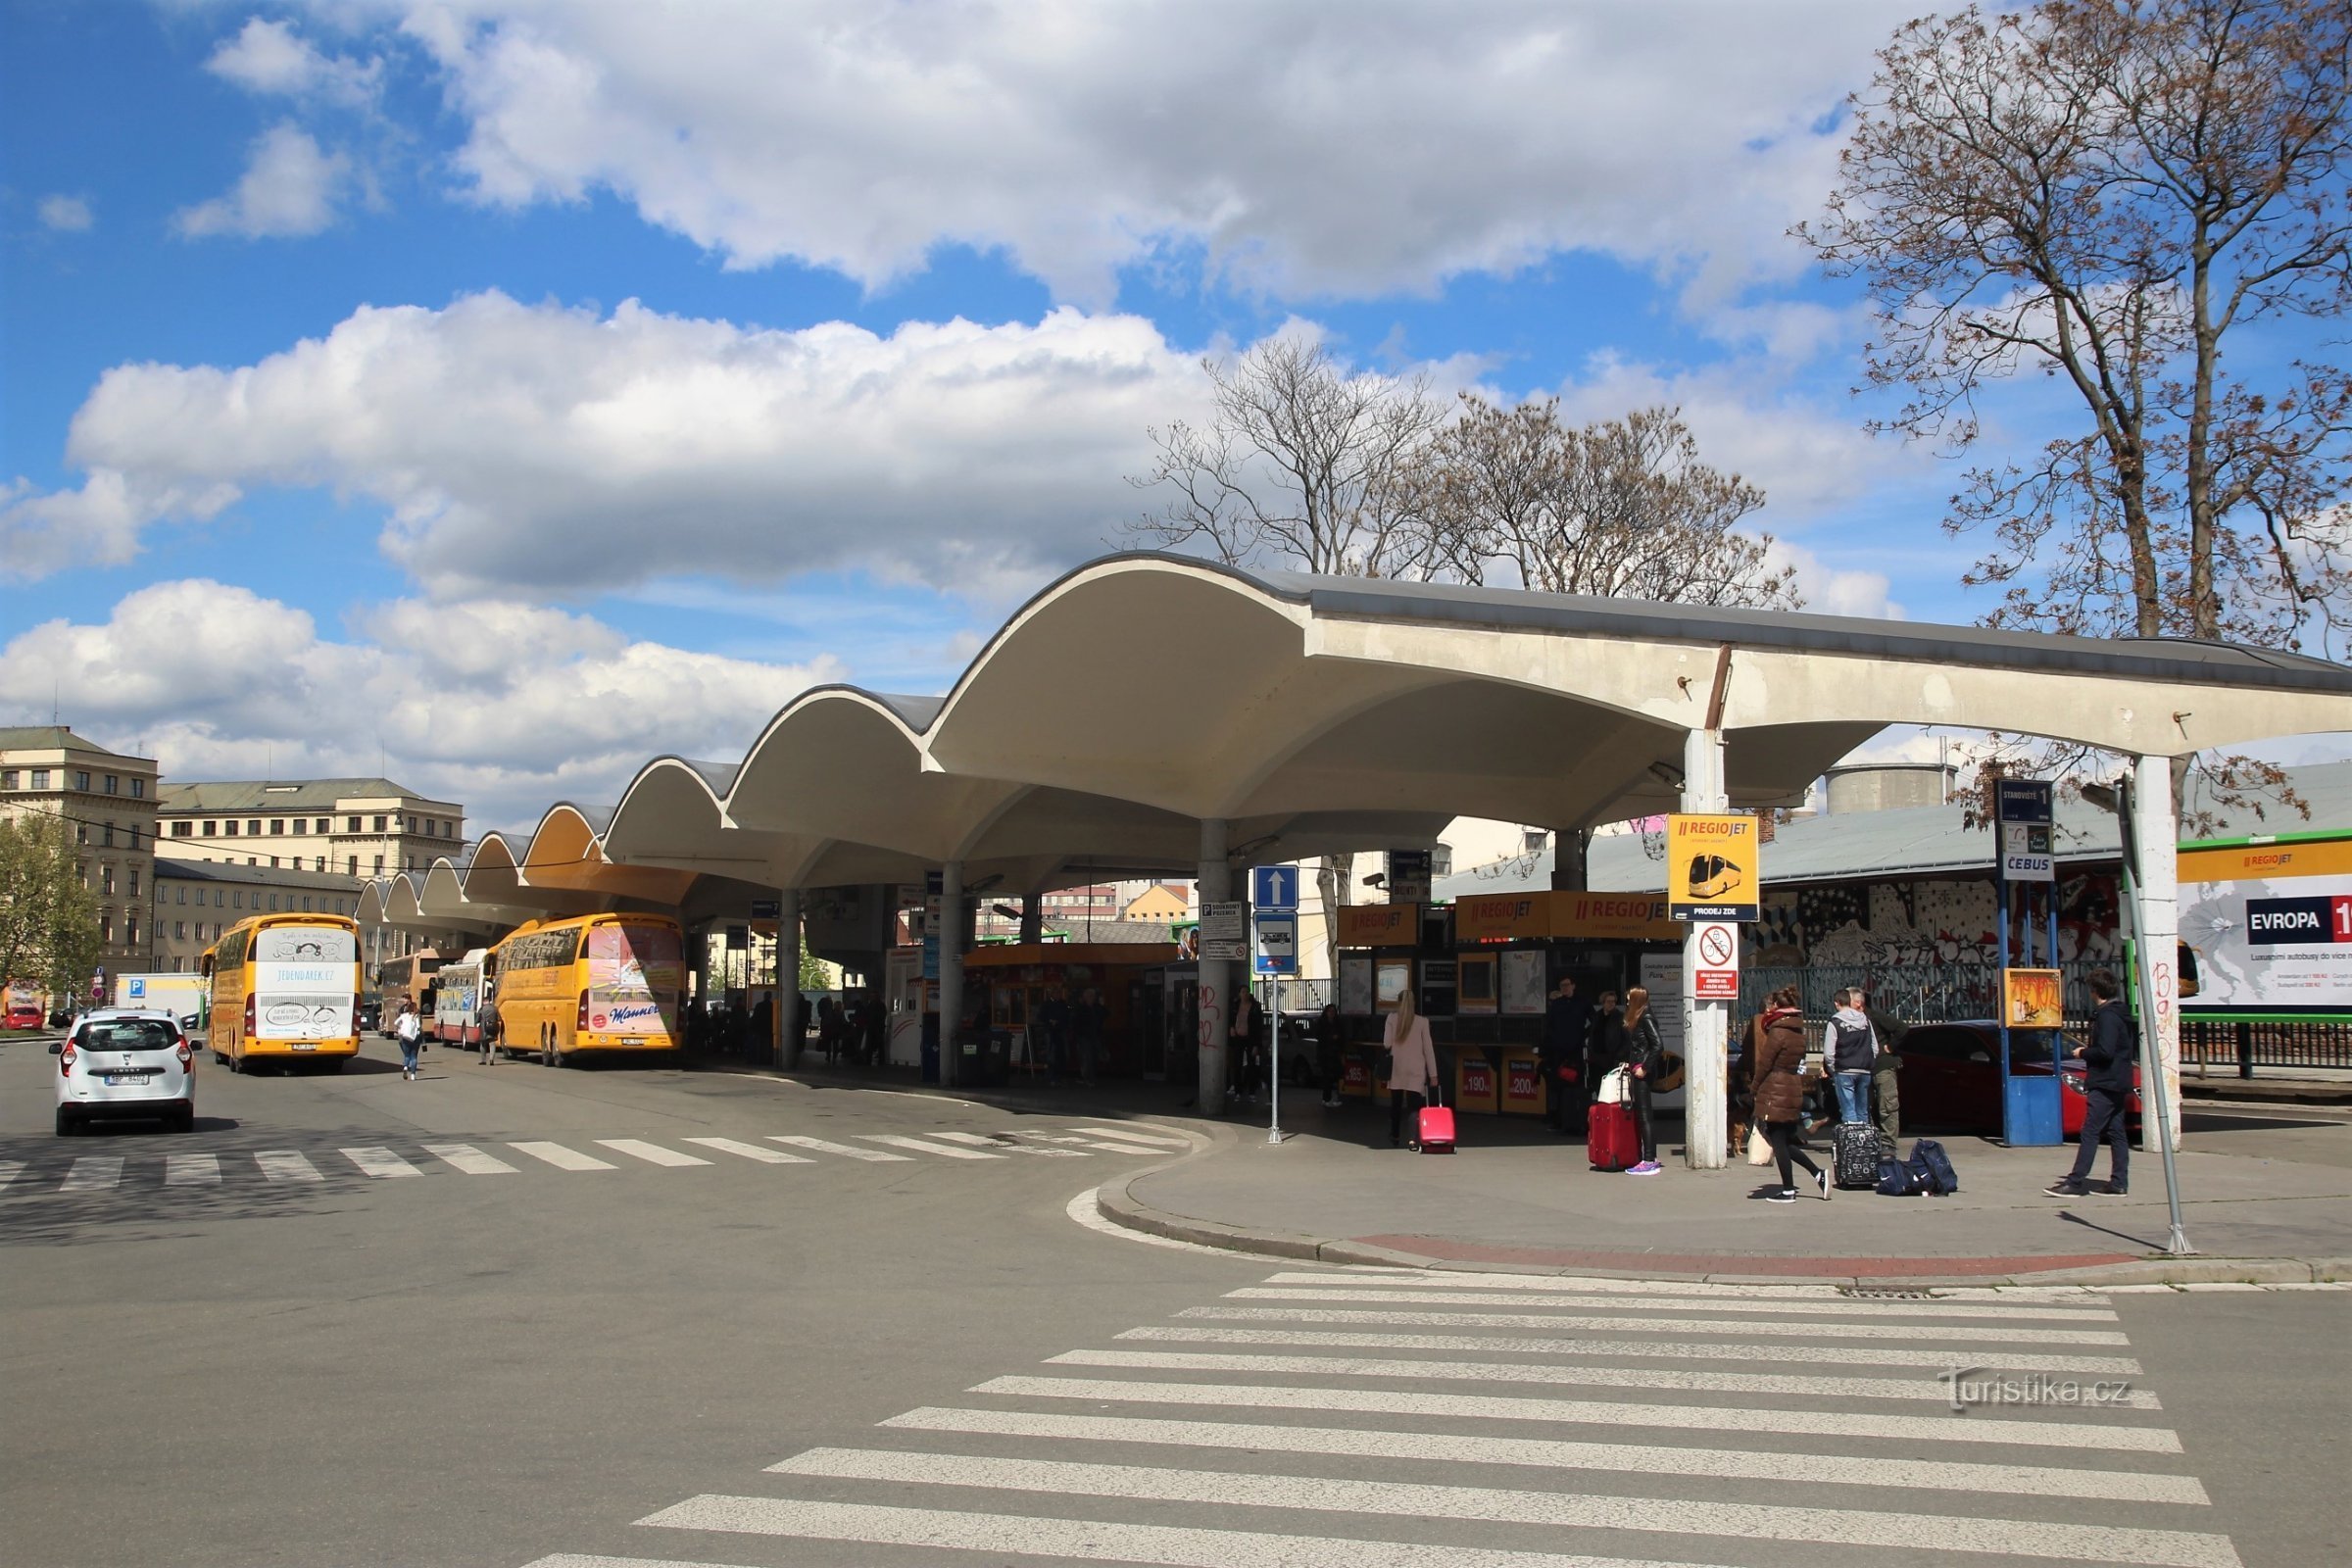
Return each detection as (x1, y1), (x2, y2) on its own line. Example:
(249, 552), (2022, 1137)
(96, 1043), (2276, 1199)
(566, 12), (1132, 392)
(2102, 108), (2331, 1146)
(222, 1052), (241, 1074)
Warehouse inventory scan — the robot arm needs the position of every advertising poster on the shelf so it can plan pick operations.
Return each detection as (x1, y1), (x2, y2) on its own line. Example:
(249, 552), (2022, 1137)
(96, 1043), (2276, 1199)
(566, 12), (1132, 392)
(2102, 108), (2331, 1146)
(1666, 813), (1760, 921)
(1340, 956), (1375, 1016)
(1636, 953), (1689, 1110)
(1455, 953), (1497, 1014)
(2002, 967), (2065, 1029)
(1375, 957), (1412, 1012)
(1499, 950), (1547, 1016)
(2180, 836), (2352, 1020)
(252, 925), (357, 1039)
(586, 924), (684, 1036)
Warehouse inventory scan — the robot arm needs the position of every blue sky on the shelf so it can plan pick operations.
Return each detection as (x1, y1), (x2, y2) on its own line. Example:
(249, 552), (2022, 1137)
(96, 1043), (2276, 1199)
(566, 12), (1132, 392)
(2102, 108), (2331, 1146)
(3, 2), (2335, 829)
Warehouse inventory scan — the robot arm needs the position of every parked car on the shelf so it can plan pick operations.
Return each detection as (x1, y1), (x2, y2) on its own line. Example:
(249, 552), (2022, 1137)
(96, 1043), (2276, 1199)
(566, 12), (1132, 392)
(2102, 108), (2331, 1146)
(52, 1007), (196, 1136)
(356, 997), (382, 1033)
(1895, 1020), (2141, 1137)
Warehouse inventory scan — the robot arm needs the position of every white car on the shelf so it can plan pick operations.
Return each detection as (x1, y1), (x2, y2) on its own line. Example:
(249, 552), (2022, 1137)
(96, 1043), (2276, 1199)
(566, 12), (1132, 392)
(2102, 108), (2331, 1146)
(53, 1007), (196, 1137)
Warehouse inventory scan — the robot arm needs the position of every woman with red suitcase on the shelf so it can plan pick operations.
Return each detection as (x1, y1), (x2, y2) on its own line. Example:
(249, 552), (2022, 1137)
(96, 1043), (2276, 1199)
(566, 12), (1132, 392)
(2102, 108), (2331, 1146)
(1384, 988), (1439, 1149)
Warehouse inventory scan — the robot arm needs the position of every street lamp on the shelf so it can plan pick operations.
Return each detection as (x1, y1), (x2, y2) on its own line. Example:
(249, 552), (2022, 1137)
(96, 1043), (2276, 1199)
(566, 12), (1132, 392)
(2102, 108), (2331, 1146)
(2081, 777), (2193, 1256)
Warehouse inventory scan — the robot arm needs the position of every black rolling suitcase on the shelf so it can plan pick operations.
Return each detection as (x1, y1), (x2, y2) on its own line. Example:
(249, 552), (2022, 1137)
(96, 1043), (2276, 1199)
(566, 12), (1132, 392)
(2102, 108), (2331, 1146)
(1833, 1122), (1884, 1190)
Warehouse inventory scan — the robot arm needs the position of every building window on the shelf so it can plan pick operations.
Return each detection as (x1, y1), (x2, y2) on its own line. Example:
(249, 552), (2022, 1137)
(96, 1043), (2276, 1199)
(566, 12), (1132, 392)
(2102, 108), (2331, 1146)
(269, 857), (279, 868)
(100, 914), (113, 945)
(104, 774), (119, 795)
(247, 858), (257, 866)
(30, 769), (49, 788)
(224, 819), (238, 836)
(127, 868), (139, 897)
(372, 855), (384, 874)
(102, 822), (115, 848)
(76, 822), (88, 845)
(127, 825), (140, 851)
(0, 770), (14, 789)
(102, 865), (116, 896)
(347, 856), (359, 876)
(131, 777), (144, 799)
(373, 815), (388, 832)
(74, 770), (90, 791)
(174, 921), (185, 941)
(246, 819), (261, 836)
(302, 896), (314, 911)
(269, 894), (279, 911)
(214, 890), (224, 906)
(270, 819), (284, 835)
(348, 815), (362, 833)
(173, 821), (192, 837)
(175, 886), (185, 905)
(125, 914), (138, 947)
(203, 820), (217, 836)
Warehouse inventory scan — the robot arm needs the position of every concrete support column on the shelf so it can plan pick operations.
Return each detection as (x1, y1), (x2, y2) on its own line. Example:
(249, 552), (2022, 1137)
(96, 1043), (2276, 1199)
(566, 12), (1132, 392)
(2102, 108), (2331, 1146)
(1197, 818), (1231, 1112)
(1019, 896), (1043, 945)
(2133, 755), (2182, 1152)
(775, 887), (803, 1069)
(937, 860), (965, 1089)
(1681, 726), (1730, 1171)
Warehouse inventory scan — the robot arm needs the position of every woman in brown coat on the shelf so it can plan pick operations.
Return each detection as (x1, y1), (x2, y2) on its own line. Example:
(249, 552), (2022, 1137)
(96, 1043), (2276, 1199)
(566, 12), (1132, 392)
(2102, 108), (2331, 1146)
(1751, 984), (1829, 1202)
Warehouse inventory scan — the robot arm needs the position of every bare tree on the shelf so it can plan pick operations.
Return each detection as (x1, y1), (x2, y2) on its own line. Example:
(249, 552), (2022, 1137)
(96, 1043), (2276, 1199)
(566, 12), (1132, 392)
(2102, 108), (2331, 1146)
(1796, 0), (2352, 824)
(1127, 337), (1448, 578)
(1423, 397), (1801, 607)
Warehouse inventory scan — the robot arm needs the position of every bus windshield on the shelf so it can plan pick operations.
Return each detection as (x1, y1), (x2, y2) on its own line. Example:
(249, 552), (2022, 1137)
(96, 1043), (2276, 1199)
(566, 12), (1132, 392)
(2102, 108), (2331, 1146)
(252, 924), (359, 1040)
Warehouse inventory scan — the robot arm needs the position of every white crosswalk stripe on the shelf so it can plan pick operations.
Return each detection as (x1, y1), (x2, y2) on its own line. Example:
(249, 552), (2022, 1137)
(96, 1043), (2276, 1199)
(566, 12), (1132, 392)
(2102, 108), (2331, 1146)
(858, 1133), (1004, 1159)
(597, 1139), (710, 1167)
(1065, 1124), (1189, 1147)
(517, 1264), (2242, 1568)
(683, 1137), (811, 1164)
(766, 1134), (909, 1162)
(165, 1152), (220, 1186)
(60, 1155), (122, 1192)
(254, 1150), (322, 1182)
(424, 1143), (518, 1175)
(510, 1141), (615, 1171)
(342, 1147), (423, 1178)
(933, 1131), (1089, 1156)
(0, 1160), (26, 1191)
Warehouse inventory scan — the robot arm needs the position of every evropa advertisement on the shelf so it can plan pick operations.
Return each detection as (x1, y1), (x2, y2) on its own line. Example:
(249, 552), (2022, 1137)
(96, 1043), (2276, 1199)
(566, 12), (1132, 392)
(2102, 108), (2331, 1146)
(252, 926), (358, 1039)
(584, 924), (683, 1039)
(2180, 835), (2352, 1021)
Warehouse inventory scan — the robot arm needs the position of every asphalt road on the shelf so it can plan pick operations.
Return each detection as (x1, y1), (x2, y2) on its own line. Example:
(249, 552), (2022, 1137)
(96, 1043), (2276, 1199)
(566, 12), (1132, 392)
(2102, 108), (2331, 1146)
(3, 1035), (2345, 1568)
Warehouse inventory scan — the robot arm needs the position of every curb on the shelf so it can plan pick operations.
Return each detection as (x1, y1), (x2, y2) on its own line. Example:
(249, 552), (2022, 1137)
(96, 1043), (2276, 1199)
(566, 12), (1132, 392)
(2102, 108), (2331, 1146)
(1093, 1169), (2352, 1289)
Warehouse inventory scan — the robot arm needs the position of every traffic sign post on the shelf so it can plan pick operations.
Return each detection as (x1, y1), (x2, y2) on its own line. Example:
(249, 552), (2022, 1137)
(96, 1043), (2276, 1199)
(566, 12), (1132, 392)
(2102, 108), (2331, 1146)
(1252, 913), (1298, 975)
(1200, 901), (1248, 962)
(1252, 908), (1298, 1147)
(1251, 865), (1299, 913)
(1692, 921), (1740, 999)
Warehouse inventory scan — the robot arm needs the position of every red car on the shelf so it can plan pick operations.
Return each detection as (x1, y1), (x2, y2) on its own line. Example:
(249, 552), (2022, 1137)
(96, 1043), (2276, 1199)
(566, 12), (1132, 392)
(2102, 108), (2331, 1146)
(1894, 1020), (2141, 1138)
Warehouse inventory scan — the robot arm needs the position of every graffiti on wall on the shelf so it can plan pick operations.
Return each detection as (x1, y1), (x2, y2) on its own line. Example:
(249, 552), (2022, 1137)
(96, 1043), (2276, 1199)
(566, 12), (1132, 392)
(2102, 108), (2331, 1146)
(1747, 874), (2123, 969)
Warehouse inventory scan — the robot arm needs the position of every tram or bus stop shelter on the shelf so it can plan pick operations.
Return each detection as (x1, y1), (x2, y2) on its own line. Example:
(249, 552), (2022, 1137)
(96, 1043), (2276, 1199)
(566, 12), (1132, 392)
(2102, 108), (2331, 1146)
(376, 554), (2352, 1168)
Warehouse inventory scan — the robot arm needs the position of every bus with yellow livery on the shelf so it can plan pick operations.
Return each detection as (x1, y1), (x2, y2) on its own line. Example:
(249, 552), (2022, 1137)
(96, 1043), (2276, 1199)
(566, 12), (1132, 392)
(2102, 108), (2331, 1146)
(201, 912), (363, 1072)
(490, 912), (685, 1065)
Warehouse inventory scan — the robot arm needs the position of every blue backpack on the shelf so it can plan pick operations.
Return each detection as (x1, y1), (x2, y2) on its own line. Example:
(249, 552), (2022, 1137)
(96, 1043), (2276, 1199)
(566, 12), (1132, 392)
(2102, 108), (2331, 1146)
(1905, 1138), (1960, 1196)
(1875, 1157), (1922, 1197)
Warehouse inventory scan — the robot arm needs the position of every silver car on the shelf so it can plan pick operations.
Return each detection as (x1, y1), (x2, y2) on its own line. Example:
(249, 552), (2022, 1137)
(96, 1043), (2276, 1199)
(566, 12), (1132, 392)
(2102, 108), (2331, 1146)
(52, 1008), (196, 1136)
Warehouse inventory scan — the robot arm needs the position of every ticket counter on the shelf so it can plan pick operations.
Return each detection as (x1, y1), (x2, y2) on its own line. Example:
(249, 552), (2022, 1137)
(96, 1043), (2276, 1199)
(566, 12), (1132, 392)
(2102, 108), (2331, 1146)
(957, 942), (1179, 1078)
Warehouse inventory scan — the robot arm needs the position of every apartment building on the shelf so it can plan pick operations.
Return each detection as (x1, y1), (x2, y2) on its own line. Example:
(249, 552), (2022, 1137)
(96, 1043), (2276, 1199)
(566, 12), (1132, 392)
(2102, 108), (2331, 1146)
(0, 726), (162, 978)
(157, 777), (465, 879)
(150, 858), (369, 974)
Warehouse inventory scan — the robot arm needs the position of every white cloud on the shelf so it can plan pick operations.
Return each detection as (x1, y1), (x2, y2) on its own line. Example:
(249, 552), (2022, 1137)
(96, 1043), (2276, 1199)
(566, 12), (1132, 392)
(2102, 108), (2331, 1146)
(37, 194), (93, 232)
(16, 290), (1209, 595)
(0, 470), (238, 576)
(207, 16), (382, 106)
(174, 122), (354, 238)
(1762, 537), (1899, 620)
(333, 0), (1895, 305)
(0, 581), (835, 827)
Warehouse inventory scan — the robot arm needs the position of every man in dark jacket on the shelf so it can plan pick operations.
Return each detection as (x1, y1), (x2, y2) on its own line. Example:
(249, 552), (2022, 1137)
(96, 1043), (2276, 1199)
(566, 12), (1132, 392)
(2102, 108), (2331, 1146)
(1539, 978), (1592, 1135)
(1858, 980), (1908, 1143)
(2048, 968), (2135, 1197)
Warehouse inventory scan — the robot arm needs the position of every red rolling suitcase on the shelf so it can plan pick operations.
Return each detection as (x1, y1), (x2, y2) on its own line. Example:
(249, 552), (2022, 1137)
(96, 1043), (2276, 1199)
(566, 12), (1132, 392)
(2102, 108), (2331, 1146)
(1588, 1102), (1638, 1171)
(1416, 1081), (1455, 1153)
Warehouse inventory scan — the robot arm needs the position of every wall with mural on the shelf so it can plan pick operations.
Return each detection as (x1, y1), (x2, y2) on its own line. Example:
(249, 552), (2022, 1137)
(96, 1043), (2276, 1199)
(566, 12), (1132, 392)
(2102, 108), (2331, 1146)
(1747, 872), (2124, 969)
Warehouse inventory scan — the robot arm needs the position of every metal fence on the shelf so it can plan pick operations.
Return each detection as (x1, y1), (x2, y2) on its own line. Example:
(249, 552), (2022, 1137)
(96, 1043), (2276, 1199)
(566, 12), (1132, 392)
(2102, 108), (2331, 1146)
(1740, 963), (2351, 1072)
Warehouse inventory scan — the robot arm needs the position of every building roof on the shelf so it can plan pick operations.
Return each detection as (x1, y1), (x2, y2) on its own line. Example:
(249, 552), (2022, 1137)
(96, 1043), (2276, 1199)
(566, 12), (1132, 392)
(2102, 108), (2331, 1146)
(156, 858), (369, 893)
(1435, 760), (2352, 899)
(157, 777), (458, 812)
(0, 725), (140, 758)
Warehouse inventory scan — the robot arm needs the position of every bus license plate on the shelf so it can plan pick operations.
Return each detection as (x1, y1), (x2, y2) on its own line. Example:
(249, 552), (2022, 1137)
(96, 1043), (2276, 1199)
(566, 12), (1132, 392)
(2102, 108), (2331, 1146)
(291, 1042), (318, 1052)
(619, 1038), (645, 1046)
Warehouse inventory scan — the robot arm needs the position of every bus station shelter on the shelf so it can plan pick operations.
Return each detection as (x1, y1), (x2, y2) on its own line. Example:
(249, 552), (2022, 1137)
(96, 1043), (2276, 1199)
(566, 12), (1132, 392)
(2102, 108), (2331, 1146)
(374, 553), (2352, 1168)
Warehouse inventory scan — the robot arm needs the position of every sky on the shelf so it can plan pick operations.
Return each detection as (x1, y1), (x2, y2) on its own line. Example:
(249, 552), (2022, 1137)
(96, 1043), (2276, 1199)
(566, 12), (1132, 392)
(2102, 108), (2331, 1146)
(3, 1), (2342, 835)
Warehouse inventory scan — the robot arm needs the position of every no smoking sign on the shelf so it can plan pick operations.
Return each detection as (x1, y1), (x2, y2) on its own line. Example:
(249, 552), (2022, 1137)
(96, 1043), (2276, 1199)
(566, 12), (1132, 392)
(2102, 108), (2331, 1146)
(1693, 920), (1740, 999)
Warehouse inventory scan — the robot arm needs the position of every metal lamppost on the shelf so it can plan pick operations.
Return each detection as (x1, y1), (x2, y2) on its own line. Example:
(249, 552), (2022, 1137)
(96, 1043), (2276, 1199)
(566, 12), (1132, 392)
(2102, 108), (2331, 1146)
(2082, 777), (2193, 1256)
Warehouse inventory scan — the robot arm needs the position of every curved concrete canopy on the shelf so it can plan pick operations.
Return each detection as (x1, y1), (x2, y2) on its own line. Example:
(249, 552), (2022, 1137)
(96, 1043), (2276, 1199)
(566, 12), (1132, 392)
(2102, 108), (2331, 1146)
(515, 802), (697, 905)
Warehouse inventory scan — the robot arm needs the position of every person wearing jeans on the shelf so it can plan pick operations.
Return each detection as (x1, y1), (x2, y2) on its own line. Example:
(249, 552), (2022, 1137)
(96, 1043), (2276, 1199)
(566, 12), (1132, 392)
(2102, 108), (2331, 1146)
(2049, 968), (2134, 1198)
(394, 1002), (421, 1080)
(1823, 989), (1876, 1124)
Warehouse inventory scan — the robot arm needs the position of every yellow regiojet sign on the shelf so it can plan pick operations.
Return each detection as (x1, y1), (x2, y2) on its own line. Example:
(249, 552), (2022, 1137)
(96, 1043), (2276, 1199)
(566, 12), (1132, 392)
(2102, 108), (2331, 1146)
(1667, 812), (1760, 922)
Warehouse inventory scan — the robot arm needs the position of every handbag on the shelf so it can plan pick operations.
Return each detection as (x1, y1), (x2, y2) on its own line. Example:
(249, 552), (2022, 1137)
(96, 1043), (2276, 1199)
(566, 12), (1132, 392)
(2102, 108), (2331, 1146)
(1595, 1066), (1630, 1105)
(1745, 1122), (1774, 1167)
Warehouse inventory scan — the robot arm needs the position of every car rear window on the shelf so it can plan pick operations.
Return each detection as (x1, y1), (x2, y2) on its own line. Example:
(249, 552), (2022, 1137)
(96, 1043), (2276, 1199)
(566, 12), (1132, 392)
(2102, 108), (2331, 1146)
(79, 1020), (179, 1053)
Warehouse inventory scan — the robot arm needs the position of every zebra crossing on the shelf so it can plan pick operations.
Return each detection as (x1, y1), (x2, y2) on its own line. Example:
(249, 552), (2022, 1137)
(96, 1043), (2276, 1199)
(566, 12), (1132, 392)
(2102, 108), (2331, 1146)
(519, 1265), (2243, 1568)
(0, 1123), (1187, 1197)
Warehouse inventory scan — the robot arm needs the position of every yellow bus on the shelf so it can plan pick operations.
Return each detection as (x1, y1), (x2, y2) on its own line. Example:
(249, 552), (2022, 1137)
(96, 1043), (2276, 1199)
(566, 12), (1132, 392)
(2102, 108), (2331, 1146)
(491, 912), (685, 1066)
(202, 912), (363, 1073)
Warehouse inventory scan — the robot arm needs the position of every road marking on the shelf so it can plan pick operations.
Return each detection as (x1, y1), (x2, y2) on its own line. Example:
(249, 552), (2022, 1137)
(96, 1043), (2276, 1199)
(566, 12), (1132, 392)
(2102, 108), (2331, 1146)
(767, 1135), (909, 1162)
(423, 1143), (518, 1175)
(342, 1147), (424, 1178)
(164, 1152), (220, 1186)
(933, 1131), (1088, 1156)
(1045, 1348), (2165, 1410)
(598, 1139), (711, 1167)
(685, 1137), (812, 1164)
(0, 1161), (24, 1191)
(858, 1134), (1004, 1159)
(511, 1141), (616, 1171)
(61, 1155), (123, 1192)
(757, 1449), (2237, 1566)
(878, 1406), (2206, 1504)
(632, 1495), (1743, 1567)
(254, 1150), (323, 1183)
(1065, 1125), (1188, 1148)
(1181, 1304), (2131, 1346)
(1119, 1324), (2145, 1375)
(1065, 1186), (1245, 1256)
(968, 1375), (2183, 1452)
(1227, 1284), (2120, 1322)
(1261, 1270), (2115, 1305)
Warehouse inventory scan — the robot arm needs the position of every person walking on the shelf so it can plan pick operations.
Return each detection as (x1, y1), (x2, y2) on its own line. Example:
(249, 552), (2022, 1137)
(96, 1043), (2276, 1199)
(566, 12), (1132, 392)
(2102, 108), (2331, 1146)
(1384, 988), (1440, 1149)
(1622, 986), (1666, 1174)
(1313, 1003), (1345, 1107)
(1230, 990), (1268, 1106)
(1822, 987), (1877, 1125)
(394, 1001), (422, 1081)
(476, 987), (502, 1065)
(2048, 968), (2135, 1198)
(1752, 984), (1828, 1202)
(1539, 977), (1591, 1136)
(1858, 979), (1907, 1143)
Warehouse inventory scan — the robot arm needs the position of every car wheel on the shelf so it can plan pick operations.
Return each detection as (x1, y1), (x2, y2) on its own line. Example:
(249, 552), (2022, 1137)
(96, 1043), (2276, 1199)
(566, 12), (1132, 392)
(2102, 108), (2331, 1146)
(174, 1108), (196, 1134)
(54, 1106), (76, 1137)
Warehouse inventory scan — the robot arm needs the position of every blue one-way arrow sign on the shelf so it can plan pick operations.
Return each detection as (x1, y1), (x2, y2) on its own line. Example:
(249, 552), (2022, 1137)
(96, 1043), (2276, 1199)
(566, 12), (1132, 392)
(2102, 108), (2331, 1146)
(1251, 865), (1298, 912)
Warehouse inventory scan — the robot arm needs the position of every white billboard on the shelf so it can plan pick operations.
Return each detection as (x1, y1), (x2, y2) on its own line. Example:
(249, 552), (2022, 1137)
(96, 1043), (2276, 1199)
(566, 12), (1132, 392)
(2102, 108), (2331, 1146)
(2179, 837), (2352, 1020)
